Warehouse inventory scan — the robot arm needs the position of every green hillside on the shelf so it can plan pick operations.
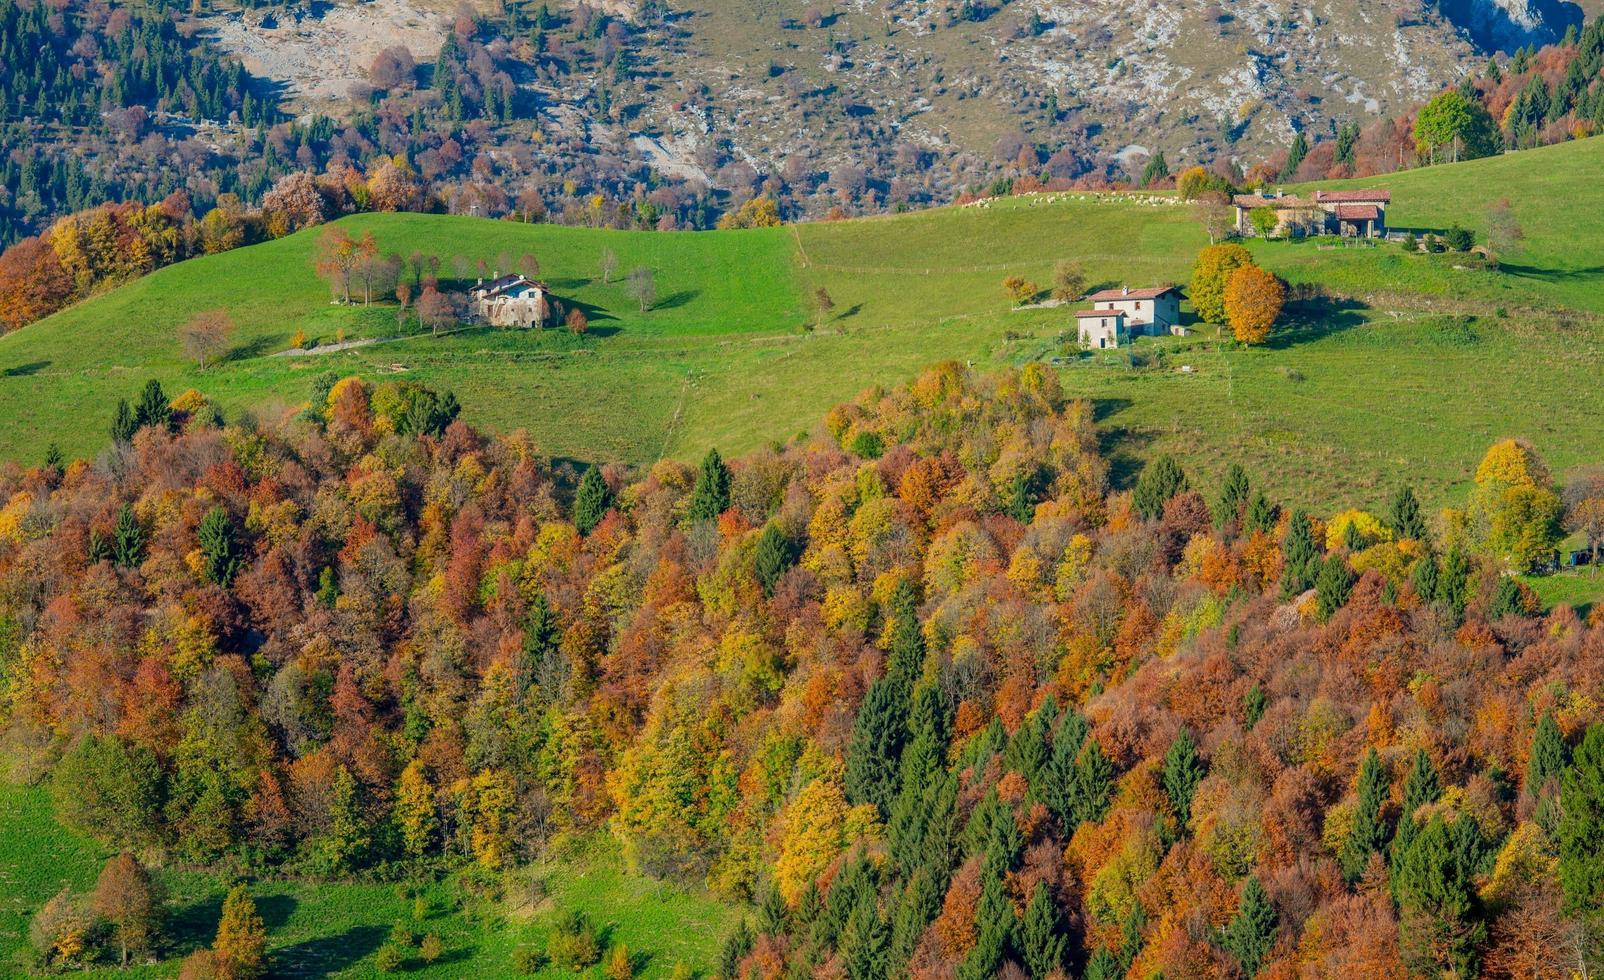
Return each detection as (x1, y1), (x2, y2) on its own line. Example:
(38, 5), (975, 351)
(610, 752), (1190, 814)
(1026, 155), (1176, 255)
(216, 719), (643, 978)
(3, 137), (1604, 511)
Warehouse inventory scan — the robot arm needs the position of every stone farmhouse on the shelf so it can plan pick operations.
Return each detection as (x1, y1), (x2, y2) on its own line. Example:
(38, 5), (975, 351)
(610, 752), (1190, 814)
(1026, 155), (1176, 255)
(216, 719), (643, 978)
(469, 274), (559, 328)
(1075, 285), (1185, 348)
(1231, 189), (1391, 238)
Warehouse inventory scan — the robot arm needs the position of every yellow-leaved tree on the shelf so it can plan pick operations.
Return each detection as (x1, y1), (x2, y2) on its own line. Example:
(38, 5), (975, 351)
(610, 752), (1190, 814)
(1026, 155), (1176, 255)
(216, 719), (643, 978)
(1189, 243), (1254, 323)
(773, 777), (879, 903)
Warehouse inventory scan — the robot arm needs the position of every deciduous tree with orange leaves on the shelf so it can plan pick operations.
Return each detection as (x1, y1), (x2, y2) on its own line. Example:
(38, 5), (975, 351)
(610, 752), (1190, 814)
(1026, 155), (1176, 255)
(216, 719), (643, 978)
(1224, 264), (1285, 344)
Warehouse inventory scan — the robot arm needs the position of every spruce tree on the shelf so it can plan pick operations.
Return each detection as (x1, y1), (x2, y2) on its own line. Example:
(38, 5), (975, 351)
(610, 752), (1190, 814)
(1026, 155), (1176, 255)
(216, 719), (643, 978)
(43, 442), (62, 473)
(1244, 492), (1276, 536)
(1393, 816), (1485, 977)
(1314, 554), (1355, 621)
(1083, 947), (1121, 980)
(752, 524), (794, 596)
(111, 399), (137, 444)
(1067, 738), (1115, 828)
(1161, 728), (1205, 830)
(1280, 510), (1319, 597)
(1388, 485), (1428, 541)
(1340, 749), (1391, 883)
(1219, 876), (1276, 978)
(1215, 463), (1250, 528)
(571, 465), (610, 535)
(1411, 553), (1439, 605)
(889, 869), (941, 971)
(960, 860), (1014, 980)
(1132, 454), (1188, 521)
(1439, 549), (1471, 621)
(1558, 723), (1604, 914)
(112, 503), (145, 569)
(1390, 748), (1441, 877)
(844, 679), (910, 816)
(134, 379), (171, 432)
(687, 448), (732, 522)
(717, 918), (754, 980)
(198, 506), (243, 587)
(1280, 131), (1309, 180)
(757, 887), (789, 937)
(841, 887), (889, 980)
(1524, 711), (1569, 798)
(1019, 883), (1066, 979)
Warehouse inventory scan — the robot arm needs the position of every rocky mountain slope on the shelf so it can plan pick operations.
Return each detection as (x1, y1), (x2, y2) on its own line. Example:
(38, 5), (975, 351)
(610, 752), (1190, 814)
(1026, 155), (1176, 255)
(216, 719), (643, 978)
(207, 0), (1581, 192)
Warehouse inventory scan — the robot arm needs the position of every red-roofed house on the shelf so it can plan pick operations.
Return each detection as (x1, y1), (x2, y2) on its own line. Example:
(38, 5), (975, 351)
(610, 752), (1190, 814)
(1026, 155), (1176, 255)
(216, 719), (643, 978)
(1232, 188), (1391, 238)
(1086, 285), (1183, 335)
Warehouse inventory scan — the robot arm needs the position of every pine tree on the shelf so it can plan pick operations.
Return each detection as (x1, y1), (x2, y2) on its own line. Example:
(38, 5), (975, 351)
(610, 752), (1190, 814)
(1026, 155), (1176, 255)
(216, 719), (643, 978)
(1280, 131), (1309, 179)
(1132, 454), (1188, 520)
(1390, 749), (1441, 876)
(1215, 463), (1250, 528)
(113, 503), (145, 568)
(213, 885), (267, 979)
(134, 379), (171, 432)
(43, 442), (62, 473)
(1018, 883), (1065, 979)
(752, 523), (794, 596)
(1388, 485), (1428, 541)
(1280, 510), (1319, 597)
(1439, 549), (1471, 621)
(1161, 728), (1205, 831)
(1083, 947), (1121, 980)
(1525, 711), (1569, 798)
(1340, 749), (1390, 883)
(844, 674), (911, 817)
(111, 399), (137, 444)
(687, 448), (732, 522)
(572, 464), (610, 535)
(1314, 554), (1355, 621)
(1065, 738), (1114, 829)
(1558, 723), (1604, 914)
(717, 918), (753, 980)
(1219, 876), (1276, 978)
(757, 887), (789, 937)
(198, 506), (243, 587)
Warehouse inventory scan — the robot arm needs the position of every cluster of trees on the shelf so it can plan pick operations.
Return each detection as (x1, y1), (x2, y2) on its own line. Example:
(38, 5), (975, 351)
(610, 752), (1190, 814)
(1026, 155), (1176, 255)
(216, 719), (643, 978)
(1189, 244), (1287, 344)
(0, 0), (280, 247)
(2, 363), (1603, 976)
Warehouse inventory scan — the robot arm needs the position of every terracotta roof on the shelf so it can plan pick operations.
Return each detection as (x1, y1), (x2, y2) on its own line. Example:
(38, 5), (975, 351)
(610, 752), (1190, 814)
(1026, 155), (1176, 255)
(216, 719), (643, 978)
(1086, 285), (1180, 301)
(1335, 204), (1380, 221)
(1232, 194), (1316, 209)
(1315, 189), (1391, 203)
(1074, 309), (1124, 318)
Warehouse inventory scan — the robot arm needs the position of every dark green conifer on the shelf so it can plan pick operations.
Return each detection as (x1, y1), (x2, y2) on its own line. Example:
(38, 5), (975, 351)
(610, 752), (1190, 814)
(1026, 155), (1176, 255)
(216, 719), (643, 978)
(1215, 463), (1250, 528)
(1314, 554), (1355, 621)
(1219, 876), (1277, 978)
(1018, 882), (1066, 979)
(197, 506), (243, 587)
(1340, 748), (1391, 883)
(571, 464), (610, 535)
(1244, 492), (1276, 535)
(752, 523), (794, 596)
(1525, 712), (1569, 798)
(1132, 454), (1188, 521)
(687, 448), (732, 522)
(134, 379), (171, 432)
(110, 399), (137, 444)
(1411, 553), (1439, 605)
(1162, 728), (1205, 830)
(1388, 485), (1428, 541)
(112, 503), (145, 569)
(1280, 510), (1319, 597)
(1243, 683), (1266, 729)
(1558, 723), (1604, 914)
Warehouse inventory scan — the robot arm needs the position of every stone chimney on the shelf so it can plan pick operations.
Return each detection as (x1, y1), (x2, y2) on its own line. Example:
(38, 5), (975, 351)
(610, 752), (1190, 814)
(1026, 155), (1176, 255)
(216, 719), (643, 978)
(1122, 286), (1129, 296)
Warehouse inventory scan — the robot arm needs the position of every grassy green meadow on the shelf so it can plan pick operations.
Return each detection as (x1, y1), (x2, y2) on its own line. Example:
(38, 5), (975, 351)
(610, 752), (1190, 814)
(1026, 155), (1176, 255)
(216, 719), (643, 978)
(0, 784), (736, 977)
(3, 138), (1604, 514)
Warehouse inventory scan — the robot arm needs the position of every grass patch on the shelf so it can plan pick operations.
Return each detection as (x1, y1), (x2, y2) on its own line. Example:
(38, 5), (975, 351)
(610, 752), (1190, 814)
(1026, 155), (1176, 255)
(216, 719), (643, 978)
(0, 783), (737, 978)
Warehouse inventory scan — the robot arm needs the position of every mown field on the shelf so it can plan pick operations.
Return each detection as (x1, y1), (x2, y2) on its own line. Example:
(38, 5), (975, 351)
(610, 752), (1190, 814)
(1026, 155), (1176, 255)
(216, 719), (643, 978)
(0, 783), (736, 978)
(1, 138), (1602, 517)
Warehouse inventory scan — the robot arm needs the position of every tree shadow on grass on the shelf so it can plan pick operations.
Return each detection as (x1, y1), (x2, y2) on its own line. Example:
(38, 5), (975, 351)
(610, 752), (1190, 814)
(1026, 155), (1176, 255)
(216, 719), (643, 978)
(230, 336), (277, 361)
(271, 924), (386, 978)
(653, 289), (698, 311)
(1091, 399), (1152, 491)
(166, 892), (224, 956)
(1264, 296), (1368, 349)
(1, 360), (49, 377)
(1496, 262), (1604, 283)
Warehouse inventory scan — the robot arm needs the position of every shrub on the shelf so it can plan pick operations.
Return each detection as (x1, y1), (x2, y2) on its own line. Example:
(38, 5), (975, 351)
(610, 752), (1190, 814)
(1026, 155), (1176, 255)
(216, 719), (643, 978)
(547, 910), (601, 970)
(512, 945), (545, 974)
(606, 943), (634, 980)
(374, 943), (404, 972)
(1443, 225), (1474, 252)
(290, 328), (309, 349)
(420, 934), (443, 964)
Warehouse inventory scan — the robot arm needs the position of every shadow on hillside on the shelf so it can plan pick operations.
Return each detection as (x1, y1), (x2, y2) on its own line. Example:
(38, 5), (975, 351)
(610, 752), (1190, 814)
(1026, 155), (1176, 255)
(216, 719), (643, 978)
(256, 893), (299, 930)
(654, 289), (698, 310)
(167, 893), (224, 955)
(1265, 296), (1368, 349)
(231, 336), (276, 361)
(272, 924), (386, 977)
(1091, 399), (1152, 491)
(1, 360), (48, 377)
(1497, 262), (1604, 283)
(549, 277), (592, 290)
